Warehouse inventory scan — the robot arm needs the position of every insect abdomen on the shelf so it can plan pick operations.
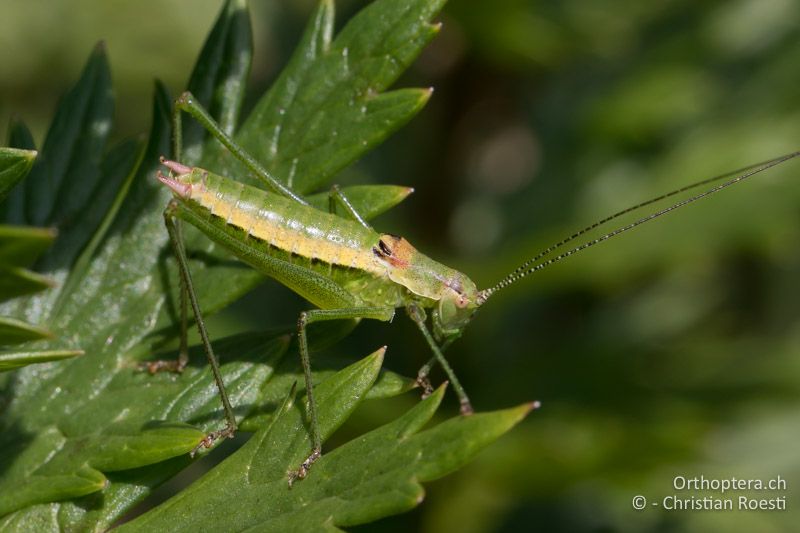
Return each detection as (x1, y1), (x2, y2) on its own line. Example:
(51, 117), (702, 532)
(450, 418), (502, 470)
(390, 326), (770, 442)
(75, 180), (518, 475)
(179, 171), (383, 275)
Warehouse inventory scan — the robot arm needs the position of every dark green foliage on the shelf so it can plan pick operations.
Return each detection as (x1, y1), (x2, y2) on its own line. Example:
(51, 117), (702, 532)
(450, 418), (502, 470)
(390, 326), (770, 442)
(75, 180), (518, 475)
(0, 1), (527, 530)
(0, 148), (36, 203)
(0, 147), (80, 371)
(121, 352), (532, 532)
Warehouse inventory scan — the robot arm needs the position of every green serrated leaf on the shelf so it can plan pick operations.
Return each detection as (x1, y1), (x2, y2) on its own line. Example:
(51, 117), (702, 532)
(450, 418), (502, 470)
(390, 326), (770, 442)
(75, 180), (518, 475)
(306, 184), (414, 220)
(0, 0), (466, 529)
(118, 350), (385, 531)
(0, 422), (107, 514)
(47, 139), (144, 320)
(183, 0), (253, 165)
(239, 350), (416, 432)
(0, 5), (264, 521)
(1, 121), (35, 224)
(234, 0), (444, 194)
(0, 266), (54, 303)
(0, 331), (289, 517)
(0, 349), (82, 372)
(144, 0), (265, 335)
(157, 0), (444, 352)
(0, 225), (57, 268)
(119, 368), (532, 532)
(12, 43), (113, 230)
(0, 316), (53, 345)
(0, 56), (176, 519)
(201, 0), (335, 177)
(6, 119), (35, 151)
(0, 468), (107, 520)
(0, 147), (37, 203)
(47, 423), (206, 473)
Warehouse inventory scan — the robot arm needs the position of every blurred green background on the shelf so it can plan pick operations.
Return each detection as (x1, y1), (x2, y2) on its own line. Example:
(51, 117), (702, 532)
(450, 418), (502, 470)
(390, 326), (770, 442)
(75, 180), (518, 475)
(3, 0), (800, 531)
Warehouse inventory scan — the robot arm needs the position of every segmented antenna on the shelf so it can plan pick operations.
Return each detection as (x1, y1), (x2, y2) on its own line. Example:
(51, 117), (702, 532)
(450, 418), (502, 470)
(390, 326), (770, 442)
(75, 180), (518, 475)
(477, 150), (800, 304)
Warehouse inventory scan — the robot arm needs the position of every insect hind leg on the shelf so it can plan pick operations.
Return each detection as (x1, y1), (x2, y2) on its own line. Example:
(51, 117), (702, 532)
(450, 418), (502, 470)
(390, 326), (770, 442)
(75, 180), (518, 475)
(172, 91), (308, 206)
(141, 202), (191, 376)
(150, 201), (239, 456)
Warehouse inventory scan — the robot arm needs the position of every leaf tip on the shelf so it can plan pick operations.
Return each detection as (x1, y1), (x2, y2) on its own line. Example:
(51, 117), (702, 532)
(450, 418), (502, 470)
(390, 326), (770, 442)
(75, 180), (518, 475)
(411, 87), (434, 110)
(360, 346), (387, 381)
(391, 186), (415, 207)
(505, 401), (540, 427)
(52, 349), (86, 362)
(38, 328), (56, 340)
(430, 381), (447, 401)
(230, 0), (248, 11)
(93, 40), (108, 55)
(373, 345), (388, 364)
(83, 467), (110, 492)
(45, 226), (59, 239)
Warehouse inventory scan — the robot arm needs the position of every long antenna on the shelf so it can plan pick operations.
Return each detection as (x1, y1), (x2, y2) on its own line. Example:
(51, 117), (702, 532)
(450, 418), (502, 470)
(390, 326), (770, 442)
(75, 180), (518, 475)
(478, 150), (800, 303)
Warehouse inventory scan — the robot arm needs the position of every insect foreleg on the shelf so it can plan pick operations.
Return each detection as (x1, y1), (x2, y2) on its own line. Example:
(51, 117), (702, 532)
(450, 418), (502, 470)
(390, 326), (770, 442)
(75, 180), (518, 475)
(406, 303), (473, 415)
(163, 200), (238, 454)
(414, 332), (461, 396)
(328, 184), (372, 230)
(414, 358), (436, 397)
(290, 305), (395, 486)
(173, 91), (309, 206)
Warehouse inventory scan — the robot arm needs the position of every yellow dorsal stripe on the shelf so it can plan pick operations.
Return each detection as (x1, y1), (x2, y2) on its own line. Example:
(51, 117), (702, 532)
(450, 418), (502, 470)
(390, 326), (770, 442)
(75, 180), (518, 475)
(190, 186), (386, 276)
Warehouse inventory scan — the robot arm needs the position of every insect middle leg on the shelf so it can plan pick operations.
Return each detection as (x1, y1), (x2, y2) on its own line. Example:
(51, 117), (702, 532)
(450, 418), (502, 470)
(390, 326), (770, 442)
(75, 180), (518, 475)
(328, 184), (371, 229)
(290, 305), (395, 486)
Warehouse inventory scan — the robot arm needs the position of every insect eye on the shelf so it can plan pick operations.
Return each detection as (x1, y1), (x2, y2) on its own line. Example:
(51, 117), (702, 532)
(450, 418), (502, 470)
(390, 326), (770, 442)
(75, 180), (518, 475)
(372, 240), (392, 259)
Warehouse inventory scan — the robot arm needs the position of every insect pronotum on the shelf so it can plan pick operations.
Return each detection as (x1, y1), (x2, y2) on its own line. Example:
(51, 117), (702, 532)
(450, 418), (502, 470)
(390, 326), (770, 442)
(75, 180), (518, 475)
(148, 90), (799, 485)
